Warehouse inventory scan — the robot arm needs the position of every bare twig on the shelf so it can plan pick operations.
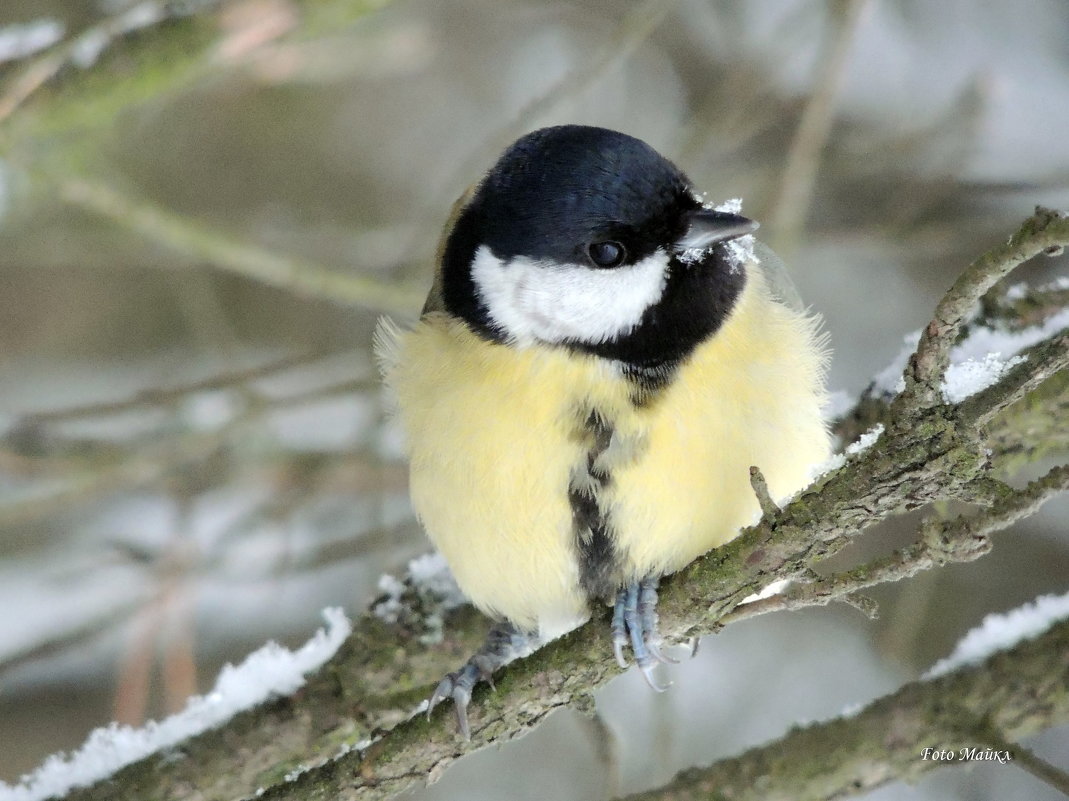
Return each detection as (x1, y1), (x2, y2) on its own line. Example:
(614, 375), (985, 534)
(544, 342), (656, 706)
(575, 708), (622, 800)
(748, 465), (779, 518)
(59, 179), (423, 313)
(975, 724), (1069, 797)
(767, 0), (870, 250)
(723, 465), (1068, 626)
(0, 430), (230, 528)
(1008, 747), (1069, 797)
(18, 348), (349, 424)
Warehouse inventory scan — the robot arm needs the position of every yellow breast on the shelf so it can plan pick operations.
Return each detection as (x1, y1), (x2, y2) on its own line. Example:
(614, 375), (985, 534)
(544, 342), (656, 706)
(378, 267), (830, 633)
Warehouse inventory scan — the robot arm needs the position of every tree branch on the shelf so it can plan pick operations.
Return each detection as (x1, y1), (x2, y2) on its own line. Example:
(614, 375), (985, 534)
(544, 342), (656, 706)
(722, 464), (1069, 626)
(897, 206), (1069, 413)
(0, 3), (222, 124)
(15, 348), (348, 423)
(0, 0), (399, 145)
(621, 618), (1069, 801)
(58, 179), (423, 314)
(957, 332), (1069, 425)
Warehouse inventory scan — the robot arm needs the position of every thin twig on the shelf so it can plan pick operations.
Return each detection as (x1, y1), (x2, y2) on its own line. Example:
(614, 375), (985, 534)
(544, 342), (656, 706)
(723, 464), (1068, 625)
(0, 425), (235, 528)
(19, 348), (350, 424)
(748, 465), (779, 517)
(59, 179), (424, 313)
(767, 0), (870, 251)
(1005, 745), (1069, 796)
(0, 52), (64, 123)
(575, 707), (622, 801)
(974, 722), (1069, 797)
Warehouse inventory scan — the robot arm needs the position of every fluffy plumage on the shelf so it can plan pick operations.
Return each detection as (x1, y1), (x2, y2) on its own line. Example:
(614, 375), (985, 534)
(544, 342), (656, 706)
(378, 265), (830, 634)
(376, 125), (831, 720)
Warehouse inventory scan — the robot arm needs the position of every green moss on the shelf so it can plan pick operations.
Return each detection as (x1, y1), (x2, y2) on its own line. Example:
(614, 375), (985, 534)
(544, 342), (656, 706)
(1, 0), (398, 176)
(5, 18), (213, 147)
(297, 0), (396, 37)
(256, 757), (310, 791)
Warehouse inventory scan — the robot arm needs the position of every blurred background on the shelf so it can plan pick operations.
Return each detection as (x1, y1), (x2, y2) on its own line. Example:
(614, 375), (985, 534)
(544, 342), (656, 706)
(0, 0), (1067, 798)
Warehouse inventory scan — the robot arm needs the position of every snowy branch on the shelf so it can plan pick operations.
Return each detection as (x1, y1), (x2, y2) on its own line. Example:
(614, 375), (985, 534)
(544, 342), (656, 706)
(24, 210), (1065, 801)
(896, 206), (1069, 414)
(621, 617), (1069, 801)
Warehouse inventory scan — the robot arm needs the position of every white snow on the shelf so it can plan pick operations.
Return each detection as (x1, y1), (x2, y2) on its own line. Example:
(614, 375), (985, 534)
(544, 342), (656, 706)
(0, 19), (64, 64)
(847, 423), (885, 456)
(871, 330), (921, 395)
(406, 552), (465, 607)
(739, 577), (792, 605)
(716, 198), (757, 272)
(678, 198), (757, 272)
(1005, 275), (1069, 300)
(822, 389), (856, 423)
(372, 553), (467, 644)
(813, 423), (885, 477)
(373, 572), (407, 624)
(372, 551), (466, 625)
(942, 353), (1025, 404)
(924, 590), (1069, 679)
(0, 608), (351, 801)
(871, 305), (1069, 400)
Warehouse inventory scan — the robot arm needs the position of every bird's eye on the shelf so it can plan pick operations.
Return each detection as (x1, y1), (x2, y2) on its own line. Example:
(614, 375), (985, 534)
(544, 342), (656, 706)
(587, 241), (627, 268)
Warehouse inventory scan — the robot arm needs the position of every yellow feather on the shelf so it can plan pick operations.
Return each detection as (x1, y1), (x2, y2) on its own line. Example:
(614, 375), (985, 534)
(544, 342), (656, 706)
(379, 266), (830, 633)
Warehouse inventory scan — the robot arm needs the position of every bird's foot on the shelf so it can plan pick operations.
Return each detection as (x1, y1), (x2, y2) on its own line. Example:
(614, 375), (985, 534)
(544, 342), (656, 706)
(611, 576), (677, 691)
(428, 621), (538, 739)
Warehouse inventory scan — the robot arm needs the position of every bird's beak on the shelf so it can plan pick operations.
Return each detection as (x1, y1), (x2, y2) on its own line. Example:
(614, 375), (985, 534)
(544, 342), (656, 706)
(676, 209), (759, 251)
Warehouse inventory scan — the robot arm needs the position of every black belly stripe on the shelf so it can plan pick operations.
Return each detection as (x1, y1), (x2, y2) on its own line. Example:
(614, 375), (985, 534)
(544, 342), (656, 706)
(622, 362), (677, 407)
(570, 410), (621, 602)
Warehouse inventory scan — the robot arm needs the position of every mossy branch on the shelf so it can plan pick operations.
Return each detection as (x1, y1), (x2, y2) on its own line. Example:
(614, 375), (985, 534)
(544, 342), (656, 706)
(0, 0), (396, 146)
(622, 618), (1069, 801)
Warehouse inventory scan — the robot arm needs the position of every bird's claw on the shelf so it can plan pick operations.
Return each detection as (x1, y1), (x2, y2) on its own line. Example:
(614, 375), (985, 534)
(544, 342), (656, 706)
(427, 622), (537, 740)
(427, 663), (484, 740)
(612, 577), (674, 689)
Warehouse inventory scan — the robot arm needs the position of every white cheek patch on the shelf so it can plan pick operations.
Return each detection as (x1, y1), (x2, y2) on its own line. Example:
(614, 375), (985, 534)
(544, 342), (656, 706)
(470, 245), (669, 347)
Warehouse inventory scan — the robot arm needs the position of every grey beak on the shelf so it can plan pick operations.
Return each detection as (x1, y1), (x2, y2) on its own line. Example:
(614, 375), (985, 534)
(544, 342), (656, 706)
(677, 209), (759, 251)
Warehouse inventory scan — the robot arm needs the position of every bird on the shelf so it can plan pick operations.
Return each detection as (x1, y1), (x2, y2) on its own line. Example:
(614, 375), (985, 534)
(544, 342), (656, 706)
(376, 124), (831, 738)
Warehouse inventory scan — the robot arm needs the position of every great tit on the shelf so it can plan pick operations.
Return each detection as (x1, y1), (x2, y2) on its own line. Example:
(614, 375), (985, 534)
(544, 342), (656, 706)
(377, 124), (830, 737)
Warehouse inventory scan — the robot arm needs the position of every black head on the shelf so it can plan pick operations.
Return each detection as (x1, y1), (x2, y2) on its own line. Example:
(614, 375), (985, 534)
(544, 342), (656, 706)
(436, 125), (756, 379)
